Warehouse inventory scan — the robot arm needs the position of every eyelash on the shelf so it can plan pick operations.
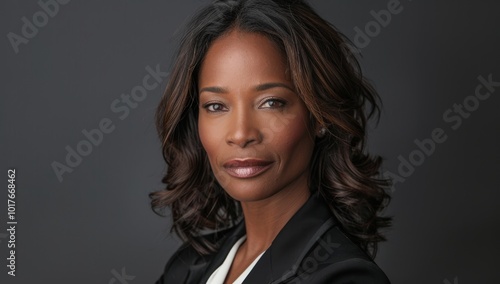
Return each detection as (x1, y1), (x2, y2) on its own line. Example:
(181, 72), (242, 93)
(261, 98), (287, 109)
(203, 102), (227, 112)
(202, 98), (287, 113)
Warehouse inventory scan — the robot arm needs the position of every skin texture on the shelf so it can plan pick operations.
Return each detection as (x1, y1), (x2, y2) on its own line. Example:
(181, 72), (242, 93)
(197, 29), (320, 283)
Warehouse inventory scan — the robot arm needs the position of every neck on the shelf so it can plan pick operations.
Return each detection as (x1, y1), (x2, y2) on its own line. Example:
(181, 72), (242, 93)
(239, 181), (311, 255)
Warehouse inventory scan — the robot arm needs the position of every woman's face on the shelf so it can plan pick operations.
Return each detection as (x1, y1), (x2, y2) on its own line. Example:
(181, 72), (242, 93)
(197, 29), (316, 202)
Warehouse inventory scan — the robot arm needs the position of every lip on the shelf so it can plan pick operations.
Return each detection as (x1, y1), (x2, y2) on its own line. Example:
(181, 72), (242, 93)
(223, 159), (273, 179)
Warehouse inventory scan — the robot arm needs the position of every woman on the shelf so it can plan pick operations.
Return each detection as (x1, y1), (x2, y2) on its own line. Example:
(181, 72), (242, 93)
(151, 0), (392, 283)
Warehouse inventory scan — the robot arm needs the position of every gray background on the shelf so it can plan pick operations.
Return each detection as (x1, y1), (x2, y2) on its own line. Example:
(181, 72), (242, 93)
(1, 0), (499, 283)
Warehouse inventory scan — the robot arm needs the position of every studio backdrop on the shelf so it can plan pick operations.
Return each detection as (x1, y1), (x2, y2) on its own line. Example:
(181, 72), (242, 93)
(1, 0), (499, 283)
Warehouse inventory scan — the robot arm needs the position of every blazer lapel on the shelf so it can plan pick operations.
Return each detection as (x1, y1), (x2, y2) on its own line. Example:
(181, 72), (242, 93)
(185, 262), (210, 284)
(242, 191), (336, 283)
(197, 221), (247, 283)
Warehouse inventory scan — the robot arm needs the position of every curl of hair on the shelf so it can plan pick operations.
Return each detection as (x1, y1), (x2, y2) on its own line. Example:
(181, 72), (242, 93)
(150, 0), (392, 258)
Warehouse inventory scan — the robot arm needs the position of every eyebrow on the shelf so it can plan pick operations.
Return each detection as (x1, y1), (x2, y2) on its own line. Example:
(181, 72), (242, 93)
(199, 82), (294, 94)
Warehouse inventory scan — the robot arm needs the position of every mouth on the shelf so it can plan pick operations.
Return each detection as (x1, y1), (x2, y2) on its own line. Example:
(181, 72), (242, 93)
(223, 159), (274, 179)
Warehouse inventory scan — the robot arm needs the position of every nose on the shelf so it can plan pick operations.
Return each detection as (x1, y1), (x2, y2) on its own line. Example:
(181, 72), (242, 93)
(226, 107), (262, 148)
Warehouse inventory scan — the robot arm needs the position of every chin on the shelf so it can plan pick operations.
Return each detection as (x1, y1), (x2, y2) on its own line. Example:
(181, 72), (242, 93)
(225, 185), (273, 203)
(219, 178), (279, 203)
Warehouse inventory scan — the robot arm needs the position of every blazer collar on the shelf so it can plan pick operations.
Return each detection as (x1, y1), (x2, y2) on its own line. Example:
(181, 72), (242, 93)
(194, 220), (246, 283)
(197, 191), (336, 284)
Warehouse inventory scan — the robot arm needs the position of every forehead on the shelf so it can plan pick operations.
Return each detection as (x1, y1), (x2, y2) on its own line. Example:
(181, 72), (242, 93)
(198, 29), (290, 89)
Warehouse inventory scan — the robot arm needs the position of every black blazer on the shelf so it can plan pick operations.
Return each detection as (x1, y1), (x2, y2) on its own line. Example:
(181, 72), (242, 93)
(155, 192), (391, 283)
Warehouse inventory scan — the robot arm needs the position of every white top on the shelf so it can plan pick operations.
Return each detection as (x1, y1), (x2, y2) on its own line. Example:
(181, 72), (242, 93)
(206, 236), (265, 284)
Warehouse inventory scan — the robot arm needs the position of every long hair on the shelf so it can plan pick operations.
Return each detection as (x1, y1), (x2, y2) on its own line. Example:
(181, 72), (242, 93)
(150, 0), (392, 258)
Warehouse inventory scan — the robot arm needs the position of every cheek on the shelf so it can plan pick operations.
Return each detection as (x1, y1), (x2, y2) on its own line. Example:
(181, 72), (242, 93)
(198, 118), (235, 189)
(270, 114), (314, 161)
(198, 119), (220, 162)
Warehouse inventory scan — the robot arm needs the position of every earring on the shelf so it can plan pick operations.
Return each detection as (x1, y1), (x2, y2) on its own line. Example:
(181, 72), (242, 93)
(318, 127), (326, 137)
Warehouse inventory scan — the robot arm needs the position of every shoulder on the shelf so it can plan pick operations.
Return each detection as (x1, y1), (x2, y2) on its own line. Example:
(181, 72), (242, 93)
(291, 225), (390, 283)
(154, 241), (203, 284)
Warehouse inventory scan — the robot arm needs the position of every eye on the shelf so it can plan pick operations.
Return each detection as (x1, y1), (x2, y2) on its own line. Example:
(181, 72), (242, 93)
(260, 98), (287, 109)
(203, 102), (227, 112)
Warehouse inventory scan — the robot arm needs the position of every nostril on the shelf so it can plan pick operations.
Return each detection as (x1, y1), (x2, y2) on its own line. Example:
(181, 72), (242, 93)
(227, 137), (257, 148)
(226, 129), (262, 148)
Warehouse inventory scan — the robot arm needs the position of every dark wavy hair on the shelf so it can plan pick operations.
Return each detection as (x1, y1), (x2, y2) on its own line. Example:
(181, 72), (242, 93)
(150, 0), (392, 258)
